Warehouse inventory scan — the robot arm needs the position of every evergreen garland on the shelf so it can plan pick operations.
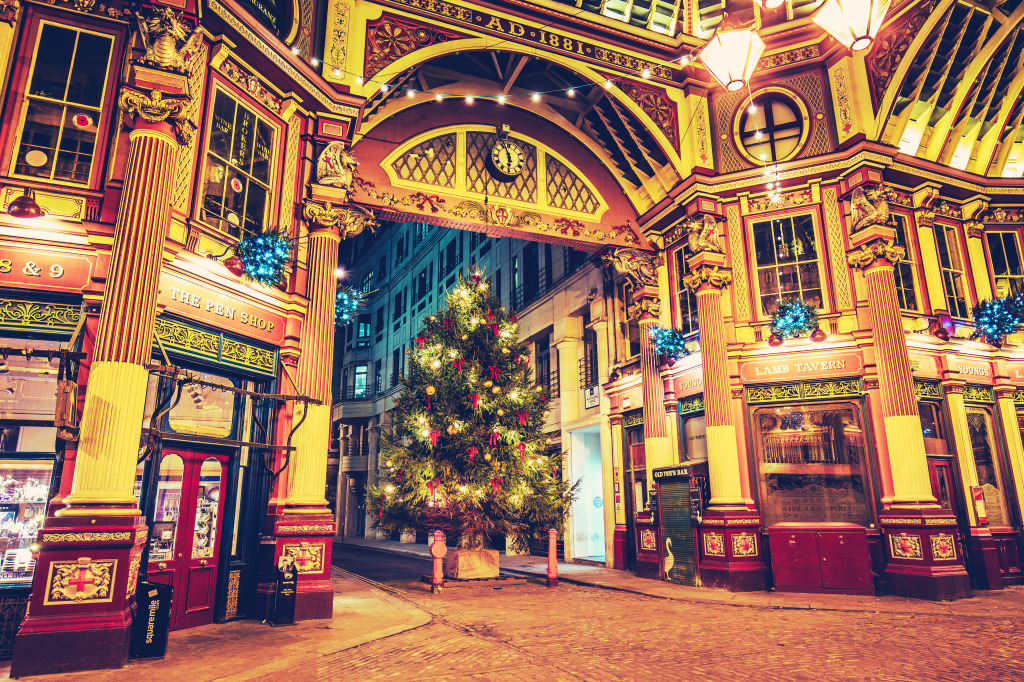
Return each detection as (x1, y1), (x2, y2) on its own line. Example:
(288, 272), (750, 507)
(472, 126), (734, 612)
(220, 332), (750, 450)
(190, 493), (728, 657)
(366, 271), (576, 551)
(235, 228), (294, 286)
(649, 326), (691, 361)
(972, 296), (1023, 345)
(335, 285), (366, 326)
(769, 299), (819, 339)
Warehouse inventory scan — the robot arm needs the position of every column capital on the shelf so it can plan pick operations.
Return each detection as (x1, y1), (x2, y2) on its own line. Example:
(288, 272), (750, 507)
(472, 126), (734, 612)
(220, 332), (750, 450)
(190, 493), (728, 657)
(994, 386), (1018, 401)
(847, 224), (905, 271)
(1, 0), (19, 25)
(118, 86), (194, 146)
(683, 250), (731, 294)
(301, 198), (377, 239)
(965, 222), (985, 239)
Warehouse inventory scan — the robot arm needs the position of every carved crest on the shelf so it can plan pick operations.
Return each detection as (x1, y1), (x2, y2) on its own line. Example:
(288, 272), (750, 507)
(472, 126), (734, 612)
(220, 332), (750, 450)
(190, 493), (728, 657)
(317, 142), (360, 190)
(849, 183), (893, 232)
(302, 199), (379, 239)
(136, 8), (203, 74)
(601, 248), (662, 289)
(685, 215), (725, 256)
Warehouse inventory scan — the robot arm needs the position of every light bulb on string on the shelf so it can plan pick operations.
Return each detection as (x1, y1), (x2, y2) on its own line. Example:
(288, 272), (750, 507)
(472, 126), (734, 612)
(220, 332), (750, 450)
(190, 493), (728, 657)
(466, 95), (474, 104)
(291, 46), (300, 55)
(355, 76), (364, 85)
(407, 89), (415, 98)
(333, 68), (341, 76)
(641, 68), (651, 79)
(531, 93), (540, 102)
(380, 83), (389, 93)
(436, 93), (443, 102)
(566, 88), (575, 97)
(497, 95), (506, 104)
(310, 57), (319, 66)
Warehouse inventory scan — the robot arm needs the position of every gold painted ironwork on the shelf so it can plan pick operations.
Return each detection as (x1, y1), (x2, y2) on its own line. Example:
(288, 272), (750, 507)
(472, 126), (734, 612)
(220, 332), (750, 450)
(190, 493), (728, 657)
(803, 379), (861, 400)
(222, 337), (276, 373)
(963, 385), (994, 404)
(622, 409), (644, 428)
(746, 379), (860, 404)
(392, 133), (457, 187)
(0, 298), (80, 332)
(1013, 388), (1024, 405)
(153, 316), (278, 375)
(225, 569), (241, 619)
(915, 381), (942, 400)
(678, 395), (705, 415)
(546, 155), (597, 213)
(745, 384), (801, 403)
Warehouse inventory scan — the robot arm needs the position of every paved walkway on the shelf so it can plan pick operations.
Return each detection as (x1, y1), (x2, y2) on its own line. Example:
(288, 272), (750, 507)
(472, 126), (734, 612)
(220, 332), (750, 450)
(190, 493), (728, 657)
(1, 569), (430, 681)
(338, 537), (1024, 617)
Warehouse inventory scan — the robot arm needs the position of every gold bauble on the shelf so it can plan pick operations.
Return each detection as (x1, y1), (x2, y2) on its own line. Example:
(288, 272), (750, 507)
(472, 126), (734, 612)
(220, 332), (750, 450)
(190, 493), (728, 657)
(429, 315), (436, 321)
(484, 453), (492, 461)
(447, 424), (458, 435)
(501, 347), (511, 354)
(385, 460), (393, 467)
(497, 409), (505, 416)
(426, 385), (437, 395)
(543, 410), (550, 417)
(545, 437), (552, 444)
(533, 384), (543, 392)
(483, 380), (493, 388)
(491, 386), (501, 394)
(462, 334), (469, 340)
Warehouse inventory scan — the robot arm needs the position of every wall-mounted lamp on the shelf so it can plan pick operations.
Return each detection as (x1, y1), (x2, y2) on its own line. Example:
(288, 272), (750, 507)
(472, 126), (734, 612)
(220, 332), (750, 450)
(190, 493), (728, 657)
(7, 188), (42, 219)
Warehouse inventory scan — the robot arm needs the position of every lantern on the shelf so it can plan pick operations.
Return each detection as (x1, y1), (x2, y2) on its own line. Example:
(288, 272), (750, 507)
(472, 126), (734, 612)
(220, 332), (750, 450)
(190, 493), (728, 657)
(7, 188), (42, 219)
(813, 0), (891, 52)
(698, 16), (765, 91)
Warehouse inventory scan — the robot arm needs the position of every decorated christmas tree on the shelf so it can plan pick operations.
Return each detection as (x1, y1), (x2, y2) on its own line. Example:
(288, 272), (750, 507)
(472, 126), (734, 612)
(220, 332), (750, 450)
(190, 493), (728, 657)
(366, 270), (574, 554)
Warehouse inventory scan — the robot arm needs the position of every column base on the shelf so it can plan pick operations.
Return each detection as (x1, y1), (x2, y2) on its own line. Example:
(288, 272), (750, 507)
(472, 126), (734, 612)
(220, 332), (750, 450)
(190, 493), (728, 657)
(879, 510), (972, 601)
(697, 509), (768, 592)
(967, 528), (1004, 590)
(256, 512), (337, 621)
(10, 515), (146, 677)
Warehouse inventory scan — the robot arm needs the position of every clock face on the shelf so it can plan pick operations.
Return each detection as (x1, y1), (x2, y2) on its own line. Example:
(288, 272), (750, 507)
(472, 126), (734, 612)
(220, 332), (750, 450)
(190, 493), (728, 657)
(490, 139), (526, 180)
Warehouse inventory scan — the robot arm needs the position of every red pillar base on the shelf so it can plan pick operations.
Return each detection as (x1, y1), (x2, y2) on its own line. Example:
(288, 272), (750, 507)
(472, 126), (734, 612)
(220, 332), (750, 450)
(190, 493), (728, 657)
(966, 528), (1004, 590)
(10, 515), (146, 677)
(255, 512), (337, 621)
(880, 510), (972, 601)
(697, 510), (768, 592)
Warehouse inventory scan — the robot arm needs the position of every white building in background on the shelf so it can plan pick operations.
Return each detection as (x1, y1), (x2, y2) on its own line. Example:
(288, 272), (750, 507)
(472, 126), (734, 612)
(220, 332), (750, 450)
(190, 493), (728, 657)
(329, 221), (620, 564)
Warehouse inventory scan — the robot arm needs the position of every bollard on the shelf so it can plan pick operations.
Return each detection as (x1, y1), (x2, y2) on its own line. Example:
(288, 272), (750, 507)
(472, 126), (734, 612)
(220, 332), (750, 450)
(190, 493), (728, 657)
(429, 530), (447, 593)
(546, 529), (558, 588)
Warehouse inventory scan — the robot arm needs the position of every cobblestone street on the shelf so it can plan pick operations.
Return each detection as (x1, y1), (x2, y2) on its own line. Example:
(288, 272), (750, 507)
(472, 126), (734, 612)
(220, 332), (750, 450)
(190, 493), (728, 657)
(319, 580), (1024, 681)
(320, 547), (1024, 681)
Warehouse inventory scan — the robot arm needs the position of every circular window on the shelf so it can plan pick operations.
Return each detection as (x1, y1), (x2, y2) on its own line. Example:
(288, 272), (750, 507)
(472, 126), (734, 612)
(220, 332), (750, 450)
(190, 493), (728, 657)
(734, 89), (809, 165)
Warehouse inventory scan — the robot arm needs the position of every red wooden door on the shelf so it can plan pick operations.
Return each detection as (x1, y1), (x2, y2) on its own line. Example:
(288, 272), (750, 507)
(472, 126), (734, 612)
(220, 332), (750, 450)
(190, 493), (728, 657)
(818, 529), (873, 592)
(146, 450), (227, 631)
(769, 528), (820, 590)
(174, 453), (228, 630)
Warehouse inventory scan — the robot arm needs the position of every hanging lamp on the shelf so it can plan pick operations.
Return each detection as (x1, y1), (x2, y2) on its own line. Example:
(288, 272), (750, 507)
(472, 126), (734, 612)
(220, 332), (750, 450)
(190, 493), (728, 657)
(698, 12), (765, 92)
(7, 188), (42, 219)
(813, 0), (891, 52)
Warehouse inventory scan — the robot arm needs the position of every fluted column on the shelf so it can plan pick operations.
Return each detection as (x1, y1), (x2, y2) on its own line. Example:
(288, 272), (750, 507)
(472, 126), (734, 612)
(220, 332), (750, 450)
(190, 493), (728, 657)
(848, 226), (935, 506)
(285, 224), (339, 510)
(683, 252), (746, 507)
(633, 285), (671, 485)
(62, 85), (191, 514)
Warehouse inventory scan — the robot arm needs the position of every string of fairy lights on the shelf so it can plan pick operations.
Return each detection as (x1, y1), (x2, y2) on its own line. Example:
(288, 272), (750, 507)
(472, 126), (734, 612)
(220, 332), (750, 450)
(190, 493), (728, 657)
(286, 37), (780, 201)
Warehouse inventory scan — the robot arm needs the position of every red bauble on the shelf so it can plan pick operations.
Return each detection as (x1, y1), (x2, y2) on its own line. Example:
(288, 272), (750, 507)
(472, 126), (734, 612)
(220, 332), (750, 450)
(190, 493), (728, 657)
(810, 328), (827, 343)
(224, 255), (245, 277)
(768, 333), (784, 347)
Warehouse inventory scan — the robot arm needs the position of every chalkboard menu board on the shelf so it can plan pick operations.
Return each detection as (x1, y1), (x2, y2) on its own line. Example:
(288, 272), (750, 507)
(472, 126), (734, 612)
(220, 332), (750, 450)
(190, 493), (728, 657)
(237, 0), (292, 38)
(655, 468), (697, 586)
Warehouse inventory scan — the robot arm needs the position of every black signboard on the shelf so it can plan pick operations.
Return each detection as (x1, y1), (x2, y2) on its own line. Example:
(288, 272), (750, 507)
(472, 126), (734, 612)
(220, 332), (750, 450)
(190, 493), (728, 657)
(130, 582), (172, 660)
(267, 556), (297, 626)
(237, 0), (291, 38)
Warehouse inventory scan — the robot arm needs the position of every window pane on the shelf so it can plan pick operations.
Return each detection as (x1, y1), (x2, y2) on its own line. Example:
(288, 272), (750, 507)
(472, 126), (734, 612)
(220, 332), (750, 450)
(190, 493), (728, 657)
(231, 105), (256, 171)
(14, 100), (63, 178)
(252, 119), (273, 184)
(54, 107), (98, 183)
(28, 25), (75, 100)
(192, 458), (223, 559)
(148, 454), (184, 562)
(209, 93), (234, 159)
(167, 373), (235, 438)
(968, 410), (1010, 527)
(0, 459), (53, 583)
(67, 32), (112, 108)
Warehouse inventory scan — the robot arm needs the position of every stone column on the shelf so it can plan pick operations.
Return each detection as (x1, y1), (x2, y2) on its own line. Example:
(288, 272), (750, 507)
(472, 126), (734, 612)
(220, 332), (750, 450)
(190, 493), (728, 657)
(965, 222), (994, 301)
(554, 318), (582, 423)
(632, 285), (670, 482)
(683, 243), (765, 592)
(12, 66), (194, 677)
(911, 186), (949, 313)
(609, 414), (626, 568)
(847, 206), (970, 600)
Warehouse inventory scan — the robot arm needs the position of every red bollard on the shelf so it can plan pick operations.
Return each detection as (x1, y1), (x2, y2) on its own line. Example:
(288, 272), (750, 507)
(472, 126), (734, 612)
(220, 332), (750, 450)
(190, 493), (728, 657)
(546, 529), (558, 588)
(430, 530), (447, 593)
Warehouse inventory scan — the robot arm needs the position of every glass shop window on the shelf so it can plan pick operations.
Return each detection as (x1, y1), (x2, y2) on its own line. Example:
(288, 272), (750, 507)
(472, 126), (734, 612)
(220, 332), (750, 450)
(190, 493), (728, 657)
(752, 214), (822, 315)
(157, 372), (236, 439)
(891, 214), (919, 311)
(679, 413), (707, 463)
(935, 224), (968, 318)
(674, 249), (699, 335)
(919, 401), (948, 454)
(0, 337), (61, 583)
(968, 408), (1011, 528)
(626, 426), (647, 510)
(11, 22), (114, 185)
(986, 232), (1024, 297)
(201, 90), (275, 239)
(753, 401), (871, 527)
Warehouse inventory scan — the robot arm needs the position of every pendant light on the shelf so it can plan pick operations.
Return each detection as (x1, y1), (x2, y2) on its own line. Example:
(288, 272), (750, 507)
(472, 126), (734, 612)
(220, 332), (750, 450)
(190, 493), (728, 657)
(698, 13), (766, 92)
(813, 0), (891, 52)
(7, 188), (42, 219)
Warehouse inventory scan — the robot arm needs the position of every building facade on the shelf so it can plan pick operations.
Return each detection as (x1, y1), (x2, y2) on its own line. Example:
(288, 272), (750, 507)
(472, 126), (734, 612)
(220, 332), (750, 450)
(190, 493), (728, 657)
(0, 0), (1023, 675)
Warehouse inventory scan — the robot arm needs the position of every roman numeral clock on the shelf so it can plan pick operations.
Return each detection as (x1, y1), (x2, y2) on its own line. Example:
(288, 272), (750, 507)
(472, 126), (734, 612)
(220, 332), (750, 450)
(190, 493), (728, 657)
(489, 138), (526, 181)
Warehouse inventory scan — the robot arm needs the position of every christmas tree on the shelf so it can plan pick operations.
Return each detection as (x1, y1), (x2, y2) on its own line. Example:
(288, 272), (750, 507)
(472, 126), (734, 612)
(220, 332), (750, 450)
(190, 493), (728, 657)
(366, 270), (574, 551)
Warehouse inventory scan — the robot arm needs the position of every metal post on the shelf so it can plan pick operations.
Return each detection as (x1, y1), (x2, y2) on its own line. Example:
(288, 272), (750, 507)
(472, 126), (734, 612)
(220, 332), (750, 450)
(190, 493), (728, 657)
(547, 529), (558, 588)
(430, 530), (447, 593)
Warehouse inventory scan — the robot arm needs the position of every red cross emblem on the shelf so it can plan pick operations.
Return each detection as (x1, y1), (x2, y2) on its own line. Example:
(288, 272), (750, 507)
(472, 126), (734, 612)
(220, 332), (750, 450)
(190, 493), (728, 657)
(293, 545), (315, 571)
(67, 565), (95, 597)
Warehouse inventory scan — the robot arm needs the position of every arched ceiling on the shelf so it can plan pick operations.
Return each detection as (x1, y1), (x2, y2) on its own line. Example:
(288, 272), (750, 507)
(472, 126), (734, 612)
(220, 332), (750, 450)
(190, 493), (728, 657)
(360, 50), (677, 205)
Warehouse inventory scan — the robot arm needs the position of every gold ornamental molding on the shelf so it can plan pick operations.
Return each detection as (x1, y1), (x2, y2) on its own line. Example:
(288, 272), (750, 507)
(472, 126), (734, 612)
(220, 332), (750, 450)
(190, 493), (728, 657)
(41, 531), (133, 543)
(302, 199), (379, 239)
(118, 88), (196, 145)
(682, 264), (732, 293)
(847, 239), (905, 270)
(277, 523), (336, 534)
(0, 298), (81, 333)
(601, 248), (662, 289)
(0, 0), (19, 26)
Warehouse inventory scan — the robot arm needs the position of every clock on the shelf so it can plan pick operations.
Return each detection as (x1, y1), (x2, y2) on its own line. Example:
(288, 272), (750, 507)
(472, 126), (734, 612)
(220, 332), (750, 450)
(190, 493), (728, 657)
(489, 139), (526, 181)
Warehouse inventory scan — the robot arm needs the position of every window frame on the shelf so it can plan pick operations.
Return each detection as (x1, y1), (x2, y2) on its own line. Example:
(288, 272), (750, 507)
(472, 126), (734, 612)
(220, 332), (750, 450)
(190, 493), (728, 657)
(748, 210), (827, 319)
(890, 213), (923, 312)
(732, 87), (810, 166)
(4, 14), (123, 190)
(671, 246), (700, 335)
(985, 229), (1024, 298)
(195, 79), (284, 241)
(934, 221), (970, 319)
